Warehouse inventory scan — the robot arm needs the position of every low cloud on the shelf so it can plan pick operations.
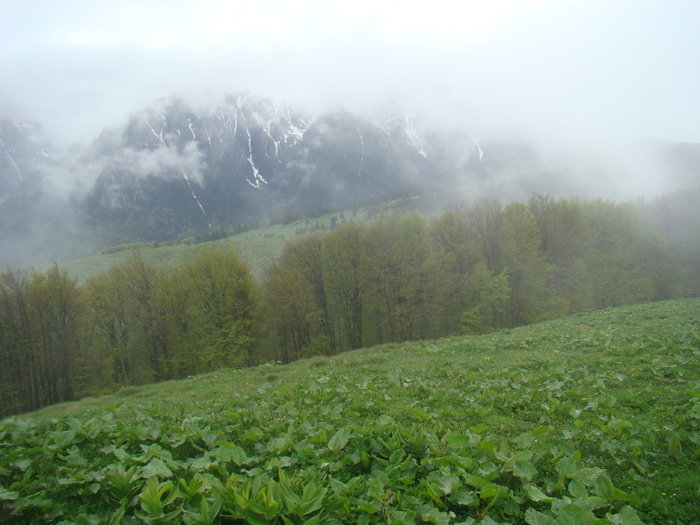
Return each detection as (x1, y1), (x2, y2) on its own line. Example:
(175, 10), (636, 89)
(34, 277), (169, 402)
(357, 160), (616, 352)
(1, 1), (698, 152)
(107, 141), (205, 186)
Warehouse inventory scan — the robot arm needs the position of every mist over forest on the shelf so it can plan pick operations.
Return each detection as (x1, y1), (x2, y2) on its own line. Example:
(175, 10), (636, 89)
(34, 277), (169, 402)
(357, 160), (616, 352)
(1, 0), (699, 270)
(1, 189), (699, 417)
(1, 0), (699, 408)
(2, 5), (700, 524)
(1, 92), (699, 272)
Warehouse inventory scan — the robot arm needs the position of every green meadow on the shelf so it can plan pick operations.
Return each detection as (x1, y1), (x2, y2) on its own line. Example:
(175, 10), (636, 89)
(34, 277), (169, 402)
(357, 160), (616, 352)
(63, 210), (371, 282)
(60, 193), (433, 282)
(2, 298), (699, 524)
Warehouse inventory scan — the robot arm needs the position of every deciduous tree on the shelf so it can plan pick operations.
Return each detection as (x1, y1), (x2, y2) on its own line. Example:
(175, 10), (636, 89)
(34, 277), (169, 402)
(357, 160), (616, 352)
(170, 248), (259, 373)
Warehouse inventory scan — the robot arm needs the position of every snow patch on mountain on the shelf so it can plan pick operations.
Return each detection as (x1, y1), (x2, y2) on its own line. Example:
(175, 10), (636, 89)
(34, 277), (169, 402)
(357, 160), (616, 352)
(374, 97), (427, 158)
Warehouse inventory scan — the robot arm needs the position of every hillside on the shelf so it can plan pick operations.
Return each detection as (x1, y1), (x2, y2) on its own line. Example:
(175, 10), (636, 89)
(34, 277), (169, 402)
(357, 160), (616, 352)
(2, 298), (699, 523)
(3, 92), (699, 273)
(60, 194), (436, 282)
(61, 209), (369, 282)
(0, 96), (471, 269)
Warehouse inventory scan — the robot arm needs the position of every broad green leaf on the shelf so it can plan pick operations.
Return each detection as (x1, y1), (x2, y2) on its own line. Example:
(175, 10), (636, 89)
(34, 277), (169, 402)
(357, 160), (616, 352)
(328, 426), (351, 452)
(374, 415), (395, 433)
(531, 426), (555, 437)
(463, 474), (489, 490)
(299, 481), (326, 516)
(611, 487), (640, 505)
(606, 505), (644, 525)
(470, 423), (488, 434)
(555, 456), (579, 478)
(573, 468), (606, 486)
(406, 407), (430, 421)
(238, 508), (269, 525)
(473, 516), (499, 525)
(450, 455), (477, 470)
(513, 459), (538, 481)
(0, 487), (19, 501)
(443, 434), (471, 449)
(242, 427), (264, 442)
(142, 458), (173, 479)
(449, 487), (478, 507)
(524, 485), (554, 503)
(190, 455), (214, 470)
(555, 503), (598, 524)
(112, 447), (130, 462)
(479, 484), (497, 500)
(279, 479), (301, 508)
(14, 458), (31, 471)
(593, 474), (615, 499)
(479, 440), (496, 451)
(301, 514), (322, 525)
(525, 508), (557, 525)
(568, 479), (588, 499)
(421, 506), (452, 525)
(358, 500), (381, 514)
(437, 473), (460, 496)
(212, 443), (247, 465)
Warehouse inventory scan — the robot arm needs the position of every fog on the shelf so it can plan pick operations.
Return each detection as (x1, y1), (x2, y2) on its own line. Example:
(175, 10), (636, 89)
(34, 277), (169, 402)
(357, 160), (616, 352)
(0, 0), (699, 272)
(2, 0), (698, 150)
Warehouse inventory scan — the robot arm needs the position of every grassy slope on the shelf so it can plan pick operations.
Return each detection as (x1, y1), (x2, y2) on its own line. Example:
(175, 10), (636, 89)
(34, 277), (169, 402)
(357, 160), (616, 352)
(2, 298), (699, 523)
(62, 211), (368, 282)
(60, 193), (436, 282)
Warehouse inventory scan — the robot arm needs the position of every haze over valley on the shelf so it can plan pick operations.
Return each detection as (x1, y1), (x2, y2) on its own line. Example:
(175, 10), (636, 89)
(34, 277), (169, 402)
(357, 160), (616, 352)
(1, 0), (699, 270)
(1, 94), (698, 270)
(2, 4), (700, 523)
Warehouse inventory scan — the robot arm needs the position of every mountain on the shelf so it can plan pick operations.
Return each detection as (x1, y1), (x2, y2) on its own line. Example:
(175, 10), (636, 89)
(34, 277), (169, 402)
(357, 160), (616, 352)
(0, 120), (51, 205)
(81, 95), (449, 243)
(2, 92), (699, 270)
(2, 95), (476, 266)
(80, 94), (556, 246)
(0, 120), (100, 269)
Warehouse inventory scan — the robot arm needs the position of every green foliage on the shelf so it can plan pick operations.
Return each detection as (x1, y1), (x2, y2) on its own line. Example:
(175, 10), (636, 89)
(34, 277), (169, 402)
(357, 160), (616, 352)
(84, 250), (170, 383)
(0, 265), (85, 415)
(135, 478), (182, 524)
(361, 213), (449, 343)
(263, 234), (332, 362)
(169, 248), (260, 373)
(104, 464), (140, 505)
(460, 263), (510, 334)
(3, 193), (700, 419)
(2, 298), (700, 523)
(322, 223), (365, 352)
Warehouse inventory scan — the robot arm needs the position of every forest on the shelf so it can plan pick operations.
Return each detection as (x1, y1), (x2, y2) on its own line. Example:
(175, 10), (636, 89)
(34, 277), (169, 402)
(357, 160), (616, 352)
(1, 191), (699, 418)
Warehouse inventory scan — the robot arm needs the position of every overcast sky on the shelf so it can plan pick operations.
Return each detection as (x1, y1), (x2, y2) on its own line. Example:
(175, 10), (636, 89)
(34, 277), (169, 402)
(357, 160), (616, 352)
(1, 0), (699, 149)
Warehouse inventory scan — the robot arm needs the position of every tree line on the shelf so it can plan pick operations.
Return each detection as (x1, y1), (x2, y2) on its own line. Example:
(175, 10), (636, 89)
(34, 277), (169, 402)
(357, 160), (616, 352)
(1, 192), (698, 417)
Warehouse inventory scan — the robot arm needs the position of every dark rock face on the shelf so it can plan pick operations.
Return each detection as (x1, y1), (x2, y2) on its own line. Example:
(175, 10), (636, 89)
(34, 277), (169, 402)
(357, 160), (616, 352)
(81, 95), (443, 242)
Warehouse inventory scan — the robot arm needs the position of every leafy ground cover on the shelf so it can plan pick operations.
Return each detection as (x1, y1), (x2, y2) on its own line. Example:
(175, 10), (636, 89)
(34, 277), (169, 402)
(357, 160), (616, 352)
(1, 298), (699, 523)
